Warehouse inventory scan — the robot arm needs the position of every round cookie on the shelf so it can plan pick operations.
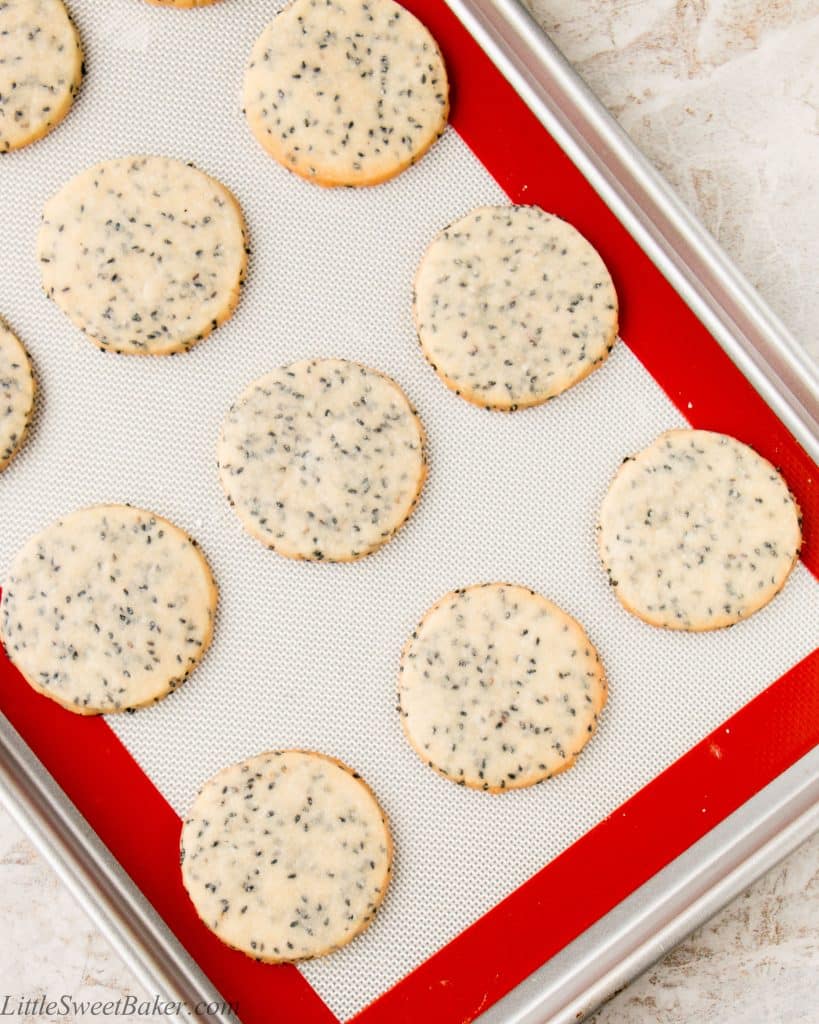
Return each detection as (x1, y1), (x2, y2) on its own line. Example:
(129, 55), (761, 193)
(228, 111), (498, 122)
(180, 750), (392, 962)
(37, 156), (248, 355)
(0, 505), (217, 714)
(398, 583), (607, 792)
(413, 205), (618, 410)
(0, 320), (35, 471)
(242, 0), (449, 187)
(217, 358), (426, 561)
(598, 429), (802, 631)
(0, 0), (83, 153)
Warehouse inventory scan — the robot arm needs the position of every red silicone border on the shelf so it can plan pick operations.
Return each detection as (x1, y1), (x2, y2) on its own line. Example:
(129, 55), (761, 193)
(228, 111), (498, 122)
(404, 0), (818, 577)
(1, 1), (817, 1023)
(353, 651), (819, 1023)
(1, 647), (816, 1024)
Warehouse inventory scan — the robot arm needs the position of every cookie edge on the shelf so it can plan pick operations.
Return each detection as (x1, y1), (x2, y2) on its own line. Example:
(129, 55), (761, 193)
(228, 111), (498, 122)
(597, 428), (804, 632)
(412, 205), (619, 411)
(216, 357), (428, 562)
(241, 0), (450, 188)
(0, 319), (36, 473)
(397, 581), (608, 793)
(179, 748), (394, 963)
(0, 503), (219, 715)
(0, 0), (84, 153)
(36, 156), (249, 356)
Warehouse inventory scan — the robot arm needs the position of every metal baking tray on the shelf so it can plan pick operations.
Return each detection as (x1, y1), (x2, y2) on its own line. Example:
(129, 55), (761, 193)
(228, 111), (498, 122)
(1, 0), (817, 1022)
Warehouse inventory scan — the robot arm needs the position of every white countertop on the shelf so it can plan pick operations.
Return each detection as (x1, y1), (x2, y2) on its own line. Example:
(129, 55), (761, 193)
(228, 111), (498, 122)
(1, 1), (817, 1021)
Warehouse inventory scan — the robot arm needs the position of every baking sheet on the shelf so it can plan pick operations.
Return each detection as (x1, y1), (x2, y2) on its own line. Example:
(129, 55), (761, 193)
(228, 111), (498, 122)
(1, 1), (818, 1019)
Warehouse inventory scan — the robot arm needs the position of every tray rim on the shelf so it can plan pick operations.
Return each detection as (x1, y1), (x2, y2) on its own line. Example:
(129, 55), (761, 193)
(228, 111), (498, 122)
(0, 715), (235, 1024)
(1, 1), (817, 1022)
(475, 746), (819, 1024)
(453, 0), (818, 464)
(451, 1), (818, 1018)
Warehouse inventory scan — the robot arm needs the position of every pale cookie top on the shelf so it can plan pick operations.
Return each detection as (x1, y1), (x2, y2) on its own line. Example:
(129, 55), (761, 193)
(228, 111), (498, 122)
(218, 358), (426, 561)
(243, 0), (449, 187)
(413, 205), (619, 410)
(180, 750), (392, 962)
(0, 321), (35, 471)
(0, 505), (217, 714)
(598, 429), (802, 631)
(37, 156), (248, 355)
(0, 0), (83, 153)
(398, 583), (607, 792)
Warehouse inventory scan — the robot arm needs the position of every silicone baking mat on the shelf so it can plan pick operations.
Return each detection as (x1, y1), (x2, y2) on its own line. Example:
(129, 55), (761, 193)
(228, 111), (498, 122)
(0, 1), (817, 1022)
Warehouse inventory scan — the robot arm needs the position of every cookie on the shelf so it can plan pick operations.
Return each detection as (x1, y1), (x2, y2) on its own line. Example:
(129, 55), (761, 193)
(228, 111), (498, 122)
(217, 358), (426, 561)
(398, 583), (606, 792)
(242, 0), (449, 187)
(37, 156), (248, 355)
(180, 750), (392, 962)
(413, 205), (618, 410)
(598, 429), (802, 631)
(0, 320), (35, 471)
(0, 505), (217, 714)
(0, 0), (83, 153)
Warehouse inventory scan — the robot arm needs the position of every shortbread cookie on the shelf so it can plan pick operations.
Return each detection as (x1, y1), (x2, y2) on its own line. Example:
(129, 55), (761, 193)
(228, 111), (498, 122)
(598, 429), (802, 631)
(0, 505), (217, 713)
(398, 583), (606, 792)
(243, 0), (449, 187)
(181, 750), (392, 962)
(0, 321), (35, 471)
(413, 206), (618, 410)
(218, 358), (426, 561)
(0, 0), (83, 153)
(37, 156), (247, 355)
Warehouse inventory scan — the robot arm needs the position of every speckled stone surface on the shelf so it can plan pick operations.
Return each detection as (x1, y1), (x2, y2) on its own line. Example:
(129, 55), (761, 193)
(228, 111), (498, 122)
(527, 0), (819, 362)
(1, 0), (817, 1020)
